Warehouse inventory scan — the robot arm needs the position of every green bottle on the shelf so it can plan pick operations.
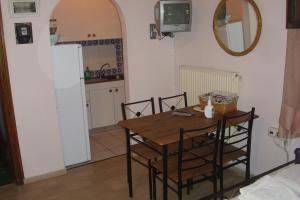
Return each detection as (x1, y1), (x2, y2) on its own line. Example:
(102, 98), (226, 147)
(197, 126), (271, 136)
(84, 67), (91, 80)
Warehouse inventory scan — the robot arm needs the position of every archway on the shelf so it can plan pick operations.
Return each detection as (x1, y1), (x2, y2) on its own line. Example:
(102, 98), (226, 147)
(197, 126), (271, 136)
(49, 0), (129, 166)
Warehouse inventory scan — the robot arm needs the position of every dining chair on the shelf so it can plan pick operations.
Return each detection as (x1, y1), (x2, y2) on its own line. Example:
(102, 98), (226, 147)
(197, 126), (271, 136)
(121, 97), (160, 200)
(218, 108), (255, 199)
(151, 121), (221, 200)
(158, 92), (188, 113)
(158, 91), (206, 163)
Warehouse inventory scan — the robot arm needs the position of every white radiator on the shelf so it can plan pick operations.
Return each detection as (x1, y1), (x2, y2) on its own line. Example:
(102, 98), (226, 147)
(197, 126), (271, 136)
(179, 65), (241, 105)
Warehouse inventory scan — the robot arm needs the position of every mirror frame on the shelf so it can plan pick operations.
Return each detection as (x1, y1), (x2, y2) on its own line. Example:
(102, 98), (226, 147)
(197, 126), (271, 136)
(213, 0), (262, 56)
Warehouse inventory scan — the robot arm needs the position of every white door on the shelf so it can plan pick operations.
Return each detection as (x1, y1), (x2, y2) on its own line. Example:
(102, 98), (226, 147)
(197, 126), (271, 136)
(113, 86), (125, 123)
(90, 88), (115, 128)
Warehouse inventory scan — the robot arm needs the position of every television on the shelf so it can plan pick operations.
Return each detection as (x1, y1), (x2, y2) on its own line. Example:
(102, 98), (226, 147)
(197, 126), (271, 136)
(155, 0), (192, 33)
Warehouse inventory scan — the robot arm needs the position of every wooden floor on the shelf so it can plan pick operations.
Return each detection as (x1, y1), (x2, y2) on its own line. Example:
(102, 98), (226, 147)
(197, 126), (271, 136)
(0, 156), (243, 200)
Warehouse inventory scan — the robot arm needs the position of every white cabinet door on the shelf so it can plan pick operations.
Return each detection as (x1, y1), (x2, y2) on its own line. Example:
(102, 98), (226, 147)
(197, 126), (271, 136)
(113, 86), (125, 123)
(85, 91), (92, 130)
(90, 88), (115, 128)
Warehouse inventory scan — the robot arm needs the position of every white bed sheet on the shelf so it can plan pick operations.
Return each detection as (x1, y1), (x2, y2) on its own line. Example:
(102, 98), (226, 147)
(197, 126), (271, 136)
(231, 164), (300, 200)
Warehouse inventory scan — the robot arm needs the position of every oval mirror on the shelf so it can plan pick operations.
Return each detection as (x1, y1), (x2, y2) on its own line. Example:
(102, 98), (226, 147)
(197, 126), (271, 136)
(213, 0), (262, 56)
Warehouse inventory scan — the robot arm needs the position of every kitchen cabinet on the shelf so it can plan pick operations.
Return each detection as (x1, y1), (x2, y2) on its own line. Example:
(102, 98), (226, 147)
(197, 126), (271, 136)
(85, 80), (125, 129)
(85, 91), (92, 130)
(113, 86), (125, 123)
(90, 88), (115, 128)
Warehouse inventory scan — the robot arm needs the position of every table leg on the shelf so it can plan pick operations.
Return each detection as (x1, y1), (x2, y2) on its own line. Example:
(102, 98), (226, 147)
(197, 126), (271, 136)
(162, 145), (168, 200)
(125, 128), (133, 197)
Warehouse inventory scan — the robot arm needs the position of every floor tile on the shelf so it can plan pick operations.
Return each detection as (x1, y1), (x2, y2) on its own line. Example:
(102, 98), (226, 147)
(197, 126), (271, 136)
(99, 137), (124, 149)
(0, 156), (243, 200)
(91, 150), (115, 161)
(90, 141), (107, 153)
(109, 145), (126, 155)
(89, 127), (126, 162)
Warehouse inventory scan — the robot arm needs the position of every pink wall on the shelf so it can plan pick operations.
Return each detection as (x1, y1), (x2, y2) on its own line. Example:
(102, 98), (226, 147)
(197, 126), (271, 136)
(175, 0), (300, 174)
(0, 0), (65, 179)
(114, 0), (176, 104)
(53, 0), (122, 41)
(0, 0), (175, 179)
(3, 0), (291, 179)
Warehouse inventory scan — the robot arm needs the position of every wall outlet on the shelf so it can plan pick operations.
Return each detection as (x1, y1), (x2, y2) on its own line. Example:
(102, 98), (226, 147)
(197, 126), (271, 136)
(150, 24), (157, 39)
(268, 127), (279, 137)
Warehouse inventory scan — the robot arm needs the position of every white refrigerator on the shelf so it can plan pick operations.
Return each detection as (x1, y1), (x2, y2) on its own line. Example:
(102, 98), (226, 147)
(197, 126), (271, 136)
(52, 44), (91, 167)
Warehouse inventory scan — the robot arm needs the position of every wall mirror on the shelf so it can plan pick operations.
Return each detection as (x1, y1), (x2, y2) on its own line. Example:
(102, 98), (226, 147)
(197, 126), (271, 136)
(213, 0), (262, 56)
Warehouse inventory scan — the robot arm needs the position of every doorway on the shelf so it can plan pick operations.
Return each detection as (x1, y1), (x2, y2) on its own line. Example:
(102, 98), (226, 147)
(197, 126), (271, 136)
(0, 4), (24, 185)
(0, 97), (12, 186)
(50, 0), (126, 167)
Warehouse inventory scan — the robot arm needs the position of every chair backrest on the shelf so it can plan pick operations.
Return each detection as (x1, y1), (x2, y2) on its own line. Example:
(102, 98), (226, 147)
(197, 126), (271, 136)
(219, 107), (255, 165)
(121, 97), (155, 120)
(178, 121), (221, 181)
(158, 92), (188, 113)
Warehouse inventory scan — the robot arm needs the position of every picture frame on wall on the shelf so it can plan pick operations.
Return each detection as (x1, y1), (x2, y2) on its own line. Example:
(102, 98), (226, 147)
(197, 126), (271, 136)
(287, 0), (300, 28)
(9, 0), (39, 17)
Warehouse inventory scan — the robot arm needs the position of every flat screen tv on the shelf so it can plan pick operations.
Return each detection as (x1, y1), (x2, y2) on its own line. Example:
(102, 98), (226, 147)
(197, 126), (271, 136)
(155, 0), (192, 33)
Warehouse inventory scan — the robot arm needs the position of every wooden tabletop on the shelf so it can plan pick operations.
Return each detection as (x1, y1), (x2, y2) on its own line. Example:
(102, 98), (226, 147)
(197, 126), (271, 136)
(118, 106), (256, 146)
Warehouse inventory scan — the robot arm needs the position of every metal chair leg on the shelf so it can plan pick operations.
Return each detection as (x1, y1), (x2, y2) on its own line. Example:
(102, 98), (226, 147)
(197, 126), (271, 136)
(148, 160), (153, 200)
(178, 181), (182, 200)
(126, 130), (133, 197)
(152, 168), (157, 200)
(213, 172), (218, 200)
(246, 159), (251, 185)
(219, 167), (224, 200)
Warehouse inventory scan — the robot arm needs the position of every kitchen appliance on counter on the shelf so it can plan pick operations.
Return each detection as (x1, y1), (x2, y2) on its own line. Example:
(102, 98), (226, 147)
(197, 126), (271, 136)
(52, 44), (91, 167)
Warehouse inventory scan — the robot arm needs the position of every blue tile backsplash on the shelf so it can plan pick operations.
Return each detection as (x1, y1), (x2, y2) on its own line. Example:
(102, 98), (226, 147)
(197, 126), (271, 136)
(57, 38), (123, 76)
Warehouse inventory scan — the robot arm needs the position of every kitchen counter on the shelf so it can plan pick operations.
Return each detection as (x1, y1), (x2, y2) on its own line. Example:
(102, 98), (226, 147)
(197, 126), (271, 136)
(85, 75), (124, 85)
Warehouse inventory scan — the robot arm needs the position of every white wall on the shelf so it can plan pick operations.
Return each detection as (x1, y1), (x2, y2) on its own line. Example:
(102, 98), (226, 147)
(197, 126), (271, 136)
(175, 0), (300, 174)
(53, 0), (122, 41)
(1, 0), (175, 179)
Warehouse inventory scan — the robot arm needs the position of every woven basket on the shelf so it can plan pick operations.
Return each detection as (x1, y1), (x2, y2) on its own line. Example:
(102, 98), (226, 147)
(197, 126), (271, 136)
(199, 93), (238, 114)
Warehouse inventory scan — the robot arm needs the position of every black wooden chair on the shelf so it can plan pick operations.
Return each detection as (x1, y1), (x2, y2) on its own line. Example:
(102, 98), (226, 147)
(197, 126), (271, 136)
(151, 121), (221, 200)
(218, 108), (255, 199)
(158, 92), (188, 113)
(121, 97), (161, 200)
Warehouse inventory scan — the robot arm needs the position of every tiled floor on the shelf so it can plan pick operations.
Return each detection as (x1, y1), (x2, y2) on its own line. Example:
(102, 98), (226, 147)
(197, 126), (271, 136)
(89, 126), (126, 162)
(0, 156), (243, 200)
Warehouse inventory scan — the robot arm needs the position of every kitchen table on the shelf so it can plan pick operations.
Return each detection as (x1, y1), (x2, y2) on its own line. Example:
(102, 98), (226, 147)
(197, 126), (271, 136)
(118, 106), (256, 200)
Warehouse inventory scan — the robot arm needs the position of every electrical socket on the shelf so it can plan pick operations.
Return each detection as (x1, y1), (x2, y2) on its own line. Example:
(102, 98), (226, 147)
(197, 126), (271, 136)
(150, 24), (157, 39)
(268, 127), (279, 137)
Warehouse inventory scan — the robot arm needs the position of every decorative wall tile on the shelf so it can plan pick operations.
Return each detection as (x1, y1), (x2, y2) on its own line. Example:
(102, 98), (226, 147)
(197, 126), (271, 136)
(57, 38), (124, 76)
